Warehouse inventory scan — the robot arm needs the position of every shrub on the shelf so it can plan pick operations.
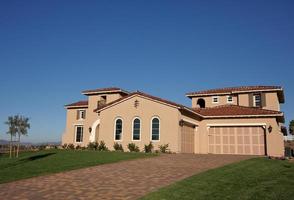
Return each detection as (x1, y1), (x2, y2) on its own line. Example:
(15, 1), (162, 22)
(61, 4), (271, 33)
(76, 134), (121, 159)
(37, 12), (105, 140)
(113, 142), (124, 152)
(159, 144), (169, 153)
(87, 142), (98, 150)
(144, 142), (153, 153)
(127, 143), (140, 152)
(68, 143), (75, 150)
(38, 145), (46, 150)
(75, 145), (81, 150)
(62, 143), (68, 149)
(98, 141), (108, 151)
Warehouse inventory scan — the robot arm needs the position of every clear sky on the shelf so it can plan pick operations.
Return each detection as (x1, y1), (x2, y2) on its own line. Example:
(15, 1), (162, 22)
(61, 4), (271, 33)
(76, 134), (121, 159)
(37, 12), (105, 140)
(0, 0), (293, 143)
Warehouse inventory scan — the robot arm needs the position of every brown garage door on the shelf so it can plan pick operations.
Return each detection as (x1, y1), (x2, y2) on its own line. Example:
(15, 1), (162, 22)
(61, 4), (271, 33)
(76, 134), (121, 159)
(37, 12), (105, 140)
(181, 124), (195, 153)
(208, 126), (265, 155)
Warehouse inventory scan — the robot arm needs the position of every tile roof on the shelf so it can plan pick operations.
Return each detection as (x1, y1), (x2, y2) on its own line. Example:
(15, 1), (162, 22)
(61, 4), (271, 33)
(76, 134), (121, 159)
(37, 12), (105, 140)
(186, 86), (282, 97)
(82, 87), (129, 95)
(65, 100), (88, 108)
(193, 105), (283, 117)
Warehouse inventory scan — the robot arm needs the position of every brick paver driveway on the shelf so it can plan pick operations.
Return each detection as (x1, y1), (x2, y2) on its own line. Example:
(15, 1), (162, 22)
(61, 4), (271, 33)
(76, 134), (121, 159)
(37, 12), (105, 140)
(0, 154), (252, 200)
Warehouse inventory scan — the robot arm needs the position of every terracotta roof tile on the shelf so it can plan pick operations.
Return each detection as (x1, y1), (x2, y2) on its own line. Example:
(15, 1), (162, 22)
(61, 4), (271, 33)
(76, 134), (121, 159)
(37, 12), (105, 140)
(193, 105), (282, 117)
(186, 86), (282, 97)
(65, 100), (88, 108)
(82, 87), (129, 95)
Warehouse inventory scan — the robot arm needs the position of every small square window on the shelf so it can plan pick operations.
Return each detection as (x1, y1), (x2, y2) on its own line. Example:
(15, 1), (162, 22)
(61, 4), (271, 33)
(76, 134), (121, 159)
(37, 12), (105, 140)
(253, 94), (261, 107)
(212, 96), (219, 103)
(227, 96), (233, 103)
(78, 110), (86, 120)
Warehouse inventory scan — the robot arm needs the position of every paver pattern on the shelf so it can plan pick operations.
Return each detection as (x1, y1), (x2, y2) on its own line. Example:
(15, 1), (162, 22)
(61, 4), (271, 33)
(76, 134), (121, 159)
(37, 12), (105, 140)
(0, 154), (253, 200)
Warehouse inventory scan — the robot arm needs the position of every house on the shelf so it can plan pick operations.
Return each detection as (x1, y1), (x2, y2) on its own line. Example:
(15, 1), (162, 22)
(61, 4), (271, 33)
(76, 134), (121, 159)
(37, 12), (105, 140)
(62, 86), (285, 156)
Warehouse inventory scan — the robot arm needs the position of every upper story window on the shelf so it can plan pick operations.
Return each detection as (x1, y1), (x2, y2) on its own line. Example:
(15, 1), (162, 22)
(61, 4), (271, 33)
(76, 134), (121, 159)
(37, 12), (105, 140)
(253, 94), (261, 107)
(114, 118), (123, 141)
(97, 96), (107, 109)
(75, 126), (83, 143)
(151, 117), (160, 141)
(227, 95), (233, 103)
(132, 118), (141, 141)
(212, 96), (219, 104)
(77, 110), (86, 120)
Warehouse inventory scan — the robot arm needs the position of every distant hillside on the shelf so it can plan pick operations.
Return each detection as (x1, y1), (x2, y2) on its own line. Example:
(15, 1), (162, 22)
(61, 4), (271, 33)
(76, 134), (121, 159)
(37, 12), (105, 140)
(0, 140), (61, 146)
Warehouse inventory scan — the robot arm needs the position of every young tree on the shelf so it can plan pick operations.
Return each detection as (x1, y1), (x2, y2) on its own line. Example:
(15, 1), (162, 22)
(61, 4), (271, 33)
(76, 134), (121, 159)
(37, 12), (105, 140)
(5, 116), (17, 158)
(16, 115), (30, 158)
(289, 120), (294, 135)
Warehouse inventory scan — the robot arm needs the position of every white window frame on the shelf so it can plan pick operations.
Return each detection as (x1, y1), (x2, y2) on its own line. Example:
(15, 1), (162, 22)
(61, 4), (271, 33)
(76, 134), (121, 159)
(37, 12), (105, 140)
(114, 117), (123, 141)
(78, 109), (86, 120)
(253, 94), (261, 107)
(75, 125), (84, 143)
(227, 95), (233, 103)
(132, 117), (141, 141)
(212, 96), (219, 104)
(150, 116), (160, 142)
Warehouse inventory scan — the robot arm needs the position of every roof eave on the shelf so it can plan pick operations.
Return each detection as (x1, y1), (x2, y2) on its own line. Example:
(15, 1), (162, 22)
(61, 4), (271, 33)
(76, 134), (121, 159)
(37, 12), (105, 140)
(82, 89), (130, 96)
(203, 113), (283, 118)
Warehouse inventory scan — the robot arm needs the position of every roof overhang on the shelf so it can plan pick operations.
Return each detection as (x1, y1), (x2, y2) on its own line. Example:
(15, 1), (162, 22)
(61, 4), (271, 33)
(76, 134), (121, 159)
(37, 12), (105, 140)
(82, 89), (130, 96)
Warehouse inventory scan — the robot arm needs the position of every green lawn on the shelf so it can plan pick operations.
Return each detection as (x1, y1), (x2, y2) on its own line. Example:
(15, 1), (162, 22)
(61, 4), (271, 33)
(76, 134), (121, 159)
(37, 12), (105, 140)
(0, 149), (155, 184)
(141, 158), (294, 200)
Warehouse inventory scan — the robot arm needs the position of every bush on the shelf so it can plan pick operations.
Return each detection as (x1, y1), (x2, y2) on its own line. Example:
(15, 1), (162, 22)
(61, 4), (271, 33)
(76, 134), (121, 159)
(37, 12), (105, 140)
(75, 145), (81, 150)
(62, 143), (68, 149)
(38, 145), (46, 150)
(128, 143), (140, 152)
(87, 142), (98, 150)
(113, 142), (124, 152)
(159, 144), (169, 153)
(68, 143), (75, 150)
(144, 142), (153, 153)
(98, 141), (108, 151)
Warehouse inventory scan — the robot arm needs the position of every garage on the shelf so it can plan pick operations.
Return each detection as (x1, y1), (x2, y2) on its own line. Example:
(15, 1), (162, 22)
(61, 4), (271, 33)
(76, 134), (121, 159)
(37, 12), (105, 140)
(208, 126), (266, 155)
(181, 122), (195, 153)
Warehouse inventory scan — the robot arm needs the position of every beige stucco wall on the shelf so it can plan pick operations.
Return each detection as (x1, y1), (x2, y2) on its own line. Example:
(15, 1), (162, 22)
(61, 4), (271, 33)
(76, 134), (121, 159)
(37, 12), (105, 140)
(62, 108), (89, 145)
(62, 93), (125, 146)
(97, 96), (181, 152)
(195, 117), (284, 157)
(238, 93), (249, 107)
(191, 95), (238, 108)
(264, 92), (280, 111)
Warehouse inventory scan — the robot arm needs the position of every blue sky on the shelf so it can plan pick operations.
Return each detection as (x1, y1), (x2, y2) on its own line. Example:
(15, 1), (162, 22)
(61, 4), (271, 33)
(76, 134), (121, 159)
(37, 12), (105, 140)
(0, 0), (293, 143)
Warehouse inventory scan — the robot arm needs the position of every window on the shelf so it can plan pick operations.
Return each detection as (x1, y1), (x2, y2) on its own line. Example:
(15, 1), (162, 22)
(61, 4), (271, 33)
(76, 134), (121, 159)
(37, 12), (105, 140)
(151, 117), (160, 141)
(212, 96), (219, 103)
(227, 96), (233, 103)
(75, 126), (83, 143)
(132, 118), (141, 140)
(197, 98), (205, 108)
(77, 110), (86, 120)
(253, 94), (261, 107)
(114, 118), (123, 141)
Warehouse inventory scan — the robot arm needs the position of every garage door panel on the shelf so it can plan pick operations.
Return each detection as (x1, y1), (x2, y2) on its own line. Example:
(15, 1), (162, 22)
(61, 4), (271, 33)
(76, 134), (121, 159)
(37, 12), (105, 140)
(209, 126), (265, 155)
(181, 124), (195, 153)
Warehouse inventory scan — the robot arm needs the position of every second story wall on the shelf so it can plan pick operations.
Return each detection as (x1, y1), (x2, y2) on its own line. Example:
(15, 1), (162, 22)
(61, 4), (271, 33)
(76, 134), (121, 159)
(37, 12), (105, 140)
(191, 92), (281, 111)
(191, 95), (238, 108)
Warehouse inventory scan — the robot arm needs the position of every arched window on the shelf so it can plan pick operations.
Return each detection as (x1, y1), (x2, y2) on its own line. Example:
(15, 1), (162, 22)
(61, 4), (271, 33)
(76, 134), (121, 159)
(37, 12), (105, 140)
(132, 118), (141, 140)
(151, 117), (160, 141)
(114, 118), (123, 140)
(197, 98), (205, 108)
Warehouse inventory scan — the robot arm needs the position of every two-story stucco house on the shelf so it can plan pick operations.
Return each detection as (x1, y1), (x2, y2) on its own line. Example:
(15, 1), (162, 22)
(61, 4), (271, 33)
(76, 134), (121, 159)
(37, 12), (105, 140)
(62, 86), (285, 156)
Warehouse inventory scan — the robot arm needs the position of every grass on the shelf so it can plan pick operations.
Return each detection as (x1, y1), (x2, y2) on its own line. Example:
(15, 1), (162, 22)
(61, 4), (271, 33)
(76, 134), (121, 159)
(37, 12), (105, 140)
(141, 158), (294, 200)
(0, 149), (156, 184)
